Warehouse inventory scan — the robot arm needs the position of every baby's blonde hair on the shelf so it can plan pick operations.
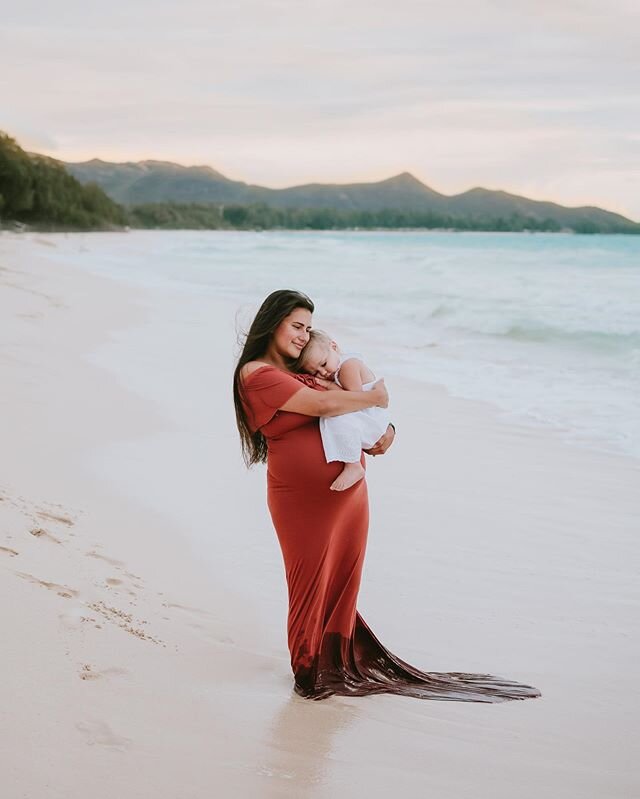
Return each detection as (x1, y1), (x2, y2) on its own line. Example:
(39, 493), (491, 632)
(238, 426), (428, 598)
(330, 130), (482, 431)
(295, 329), (332, 371)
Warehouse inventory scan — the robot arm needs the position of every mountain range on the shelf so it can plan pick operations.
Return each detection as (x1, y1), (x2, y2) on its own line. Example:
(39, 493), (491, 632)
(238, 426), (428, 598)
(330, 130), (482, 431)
(65, 159), (639, 233)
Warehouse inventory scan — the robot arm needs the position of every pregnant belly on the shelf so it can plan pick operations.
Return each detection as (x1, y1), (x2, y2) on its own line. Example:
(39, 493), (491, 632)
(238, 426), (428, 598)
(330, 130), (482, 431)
(268, 423), (338, 490)
(267, 423), (364, 494)
(266, 420), (369, 554)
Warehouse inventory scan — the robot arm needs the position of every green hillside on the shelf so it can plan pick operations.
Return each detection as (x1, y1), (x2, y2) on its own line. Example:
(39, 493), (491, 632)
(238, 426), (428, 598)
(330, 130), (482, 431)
(2, 131), (638, 233)
(68, 158), (640, 233)
(0, 133), (126, 230)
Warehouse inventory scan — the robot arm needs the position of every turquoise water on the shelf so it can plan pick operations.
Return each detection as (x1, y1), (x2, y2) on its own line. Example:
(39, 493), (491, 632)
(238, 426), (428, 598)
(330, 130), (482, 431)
(74, 230), (640, 459)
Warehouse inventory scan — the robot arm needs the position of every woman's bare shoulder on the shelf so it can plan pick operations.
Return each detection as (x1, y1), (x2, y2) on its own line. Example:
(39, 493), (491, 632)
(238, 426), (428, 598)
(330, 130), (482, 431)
(240, 361), (279, 381)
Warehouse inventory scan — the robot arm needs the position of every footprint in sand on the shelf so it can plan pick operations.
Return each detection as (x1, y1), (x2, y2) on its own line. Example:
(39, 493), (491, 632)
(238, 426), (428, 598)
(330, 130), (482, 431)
(78, 664), (128, 681)
(86, 550), (125, 569)
(60, 607), (95, 630)
(76, 720), (131, 751)
(79, 664), (100, 681)
(87, 600), (164, 645)
(163, 602), (214, 617)
(30, 527), (62, 544)
(101, 577), (138, 599)
(15, 571), (78, 599)
(86, 553), (144, 597)
(36, 510), (74, 526)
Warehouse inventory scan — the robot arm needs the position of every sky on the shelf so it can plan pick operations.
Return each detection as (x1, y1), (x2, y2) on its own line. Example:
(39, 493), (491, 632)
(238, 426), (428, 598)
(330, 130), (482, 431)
(2, 0), (639, 219)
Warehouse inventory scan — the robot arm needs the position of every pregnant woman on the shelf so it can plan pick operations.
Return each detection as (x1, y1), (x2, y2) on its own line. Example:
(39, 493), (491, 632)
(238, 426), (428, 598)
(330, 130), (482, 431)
(233, 289), (540, 702)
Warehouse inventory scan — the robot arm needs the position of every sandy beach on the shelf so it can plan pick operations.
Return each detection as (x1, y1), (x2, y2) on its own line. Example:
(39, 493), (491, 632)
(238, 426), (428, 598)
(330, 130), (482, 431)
(1, 231), (638, 798)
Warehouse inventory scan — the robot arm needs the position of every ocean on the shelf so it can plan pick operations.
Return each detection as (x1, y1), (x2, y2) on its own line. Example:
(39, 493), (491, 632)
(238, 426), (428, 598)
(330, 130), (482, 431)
(71, 229), (639, 460)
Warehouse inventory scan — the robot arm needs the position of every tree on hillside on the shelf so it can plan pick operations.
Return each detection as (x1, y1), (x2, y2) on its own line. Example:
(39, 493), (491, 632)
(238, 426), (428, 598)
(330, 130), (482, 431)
(0, 132), (126, 230)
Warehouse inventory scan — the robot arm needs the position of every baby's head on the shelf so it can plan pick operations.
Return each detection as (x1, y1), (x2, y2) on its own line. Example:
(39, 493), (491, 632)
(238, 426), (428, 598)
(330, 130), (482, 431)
(297, 330), (341, 380)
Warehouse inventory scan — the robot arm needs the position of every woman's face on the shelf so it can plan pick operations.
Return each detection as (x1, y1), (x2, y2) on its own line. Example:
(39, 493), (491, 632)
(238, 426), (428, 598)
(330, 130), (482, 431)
(272, 307), (313, 359)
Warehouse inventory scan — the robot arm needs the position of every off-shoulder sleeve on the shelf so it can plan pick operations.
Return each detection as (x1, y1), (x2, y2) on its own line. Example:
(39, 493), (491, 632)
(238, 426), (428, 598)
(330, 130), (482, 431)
(241, 366), (308, 431)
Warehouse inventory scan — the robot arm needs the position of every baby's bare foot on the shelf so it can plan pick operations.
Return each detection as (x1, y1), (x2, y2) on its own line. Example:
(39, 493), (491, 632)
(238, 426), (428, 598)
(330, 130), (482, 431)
(330, 462), (365, 492)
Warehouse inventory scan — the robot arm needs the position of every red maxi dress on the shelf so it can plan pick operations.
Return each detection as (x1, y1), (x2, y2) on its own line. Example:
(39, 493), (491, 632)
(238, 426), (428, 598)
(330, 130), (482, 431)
(243, 365), (540, 702)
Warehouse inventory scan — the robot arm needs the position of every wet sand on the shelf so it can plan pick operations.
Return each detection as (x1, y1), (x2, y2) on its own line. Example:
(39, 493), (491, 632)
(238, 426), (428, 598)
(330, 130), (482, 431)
(1, 232), (638, 798)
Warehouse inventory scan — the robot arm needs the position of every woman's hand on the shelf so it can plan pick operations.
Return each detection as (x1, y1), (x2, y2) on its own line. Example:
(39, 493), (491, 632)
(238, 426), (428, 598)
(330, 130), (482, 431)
(364, 424), (395, 456)
(371, 378), (389, 408)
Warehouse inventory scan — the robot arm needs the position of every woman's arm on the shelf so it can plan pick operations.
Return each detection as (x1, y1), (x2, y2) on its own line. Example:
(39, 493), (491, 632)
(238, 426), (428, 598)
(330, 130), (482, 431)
(312, 377), (343, 391)
(280, 379), (388, 417)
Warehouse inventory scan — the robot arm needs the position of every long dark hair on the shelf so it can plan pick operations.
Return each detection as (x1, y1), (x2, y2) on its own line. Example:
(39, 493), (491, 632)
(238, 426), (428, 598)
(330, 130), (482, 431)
(233, 289), (314, 466)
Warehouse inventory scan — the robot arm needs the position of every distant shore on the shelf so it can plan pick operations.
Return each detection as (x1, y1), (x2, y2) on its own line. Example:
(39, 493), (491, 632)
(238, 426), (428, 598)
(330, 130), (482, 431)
(1, 221), (635, 235)
(3, 130), (639, 235)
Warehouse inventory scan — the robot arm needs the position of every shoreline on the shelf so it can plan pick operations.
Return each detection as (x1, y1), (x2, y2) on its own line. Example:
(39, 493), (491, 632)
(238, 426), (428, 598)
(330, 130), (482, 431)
(3, 224), (639, 236)
(1, 233), (638, 797)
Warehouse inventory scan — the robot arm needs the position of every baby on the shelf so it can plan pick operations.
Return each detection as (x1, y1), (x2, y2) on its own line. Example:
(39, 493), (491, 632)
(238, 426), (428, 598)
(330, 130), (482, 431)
(297, 330), (391, 491)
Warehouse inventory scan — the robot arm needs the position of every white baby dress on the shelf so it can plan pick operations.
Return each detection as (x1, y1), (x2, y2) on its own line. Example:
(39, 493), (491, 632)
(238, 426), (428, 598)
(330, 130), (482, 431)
(319, 354), (390, 463)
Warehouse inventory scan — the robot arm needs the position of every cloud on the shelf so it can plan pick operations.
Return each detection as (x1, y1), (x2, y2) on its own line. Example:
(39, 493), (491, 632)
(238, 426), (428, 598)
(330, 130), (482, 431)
(1, 0), (639, 218)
